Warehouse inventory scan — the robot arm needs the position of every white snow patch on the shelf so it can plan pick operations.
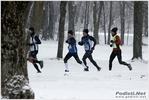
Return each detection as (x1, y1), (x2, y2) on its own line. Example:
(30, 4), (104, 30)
(28, 38), (148, 99)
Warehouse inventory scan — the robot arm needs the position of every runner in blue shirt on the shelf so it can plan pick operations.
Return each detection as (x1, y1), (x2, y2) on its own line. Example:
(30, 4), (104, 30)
(78, 29), (101, 71)
(64, 30), (88, 72)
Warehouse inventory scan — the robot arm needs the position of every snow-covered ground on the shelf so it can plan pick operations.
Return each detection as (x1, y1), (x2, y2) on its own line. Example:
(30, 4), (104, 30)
(28, 36), (148, 99)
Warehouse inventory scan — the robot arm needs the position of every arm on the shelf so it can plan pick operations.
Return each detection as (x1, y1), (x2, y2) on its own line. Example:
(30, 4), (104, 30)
(114, 36), (121, 45)
(34, 36), (41, 44)
(78, 37), (83, 46)
(115, 36), (121, 49)
(90, 36), (96, 49)
(66, 38), (76, 45)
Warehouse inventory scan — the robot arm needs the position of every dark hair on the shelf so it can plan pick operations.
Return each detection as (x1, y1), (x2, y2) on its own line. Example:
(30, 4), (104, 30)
(83, 29), (89, 34)
(29, 27), (34, 32)
(111, 27), (118, 33)
(68, 30), (73, 35)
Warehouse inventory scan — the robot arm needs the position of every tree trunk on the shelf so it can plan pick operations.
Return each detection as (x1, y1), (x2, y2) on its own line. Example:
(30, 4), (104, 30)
(1, 1), (34, 99)
(41, 2), (49, 40)
(30, 1), (44, 36)
(57, 1), (68, 59)
(132, 1), (144, 60)
(107, 1), (113, 45)
(48, 1), (55, 40)
(68, 1), (75, 35)
(93, 1), (103, 44)
(84, 1), (89, 29)
(120, 1), (125, 45)
(25, 1), (34, 28)
(143, 5), (148, 37)
(127, 23), (130, 45)
(103, 2), (106, 44)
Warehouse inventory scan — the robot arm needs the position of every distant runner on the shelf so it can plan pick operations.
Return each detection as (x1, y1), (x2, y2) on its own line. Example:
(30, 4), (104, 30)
(64, 30), (88, 72)
(78, 29), (101, 71)
(109, 27), (132, 71)
(27, 27), (44, 73)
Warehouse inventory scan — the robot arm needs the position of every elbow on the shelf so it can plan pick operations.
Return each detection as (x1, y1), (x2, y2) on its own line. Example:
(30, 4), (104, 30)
(37, 42), (41, 44)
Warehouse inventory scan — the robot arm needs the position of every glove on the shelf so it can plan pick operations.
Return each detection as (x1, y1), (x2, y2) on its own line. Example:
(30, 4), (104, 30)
(91, 47), (95, 50)
(78, 41), (83, 45)
(110, 40), (114, 43)
(110, 44), (113, 47)
(66, 40), (68, 43)
(27, 43), (34, 46)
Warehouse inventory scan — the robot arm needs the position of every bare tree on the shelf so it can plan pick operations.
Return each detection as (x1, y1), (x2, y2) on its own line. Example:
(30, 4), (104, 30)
(107, 1), (113, 44)
(48, 1), (55, 40)
(57, 1), (68, 59)
(93, 1), (103, 44)
(25, 1), (34, 28)
(143, 2), (148, 37)
(41, 1), (49, 40)
(30, 1), (44, 36)
(84, 1), (90, 29)
(132, 1), (144, 60)
(103, 2), (107, 44)
(1, 1), (34, 99)
(68, 1), (75, 35)
(120, 1), (125, 45)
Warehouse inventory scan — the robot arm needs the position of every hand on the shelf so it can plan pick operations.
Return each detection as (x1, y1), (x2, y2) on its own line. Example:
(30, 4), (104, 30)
(78, 41), (83, 45)
(87, 50), (93, 54)
(66, 40), (68, 43)
(110, 40), (114, 43)
(110, 44), (113, 47)
(91, 47), (95, 50)
(88, 51), (91, 54)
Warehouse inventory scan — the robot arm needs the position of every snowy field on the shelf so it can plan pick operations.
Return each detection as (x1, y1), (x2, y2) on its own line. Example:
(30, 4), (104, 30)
(28, 36), (148, 99)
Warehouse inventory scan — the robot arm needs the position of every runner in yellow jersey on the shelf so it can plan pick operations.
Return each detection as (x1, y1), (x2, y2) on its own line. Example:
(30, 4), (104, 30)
(109, 27), (132, 71)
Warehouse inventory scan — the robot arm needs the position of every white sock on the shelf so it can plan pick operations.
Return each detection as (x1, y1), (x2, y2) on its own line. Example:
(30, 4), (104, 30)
(81, 62), (87, 68)
(65, 63), (68, 70)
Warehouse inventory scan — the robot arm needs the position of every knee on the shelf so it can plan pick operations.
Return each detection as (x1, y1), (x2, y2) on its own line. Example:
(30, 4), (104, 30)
(29, 57), (33, 63)
(64, 58), (67, 63)
(109, 58), (113, 63)
(119, 61), (123, 64)
(82, 58), (85, 61)
(89, 59), (94, 63)
(77, 61), (82, 64)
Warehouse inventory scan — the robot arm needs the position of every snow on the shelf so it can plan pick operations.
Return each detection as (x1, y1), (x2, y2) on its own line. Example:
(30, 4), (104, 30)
(28, 36), (148, 99)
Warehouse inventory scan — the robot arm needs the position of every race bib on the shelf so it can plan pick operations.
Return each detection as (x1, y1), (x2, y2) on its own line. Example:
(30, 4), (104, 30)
(84, 44), (89, 50)
(68, 45), (72, 49)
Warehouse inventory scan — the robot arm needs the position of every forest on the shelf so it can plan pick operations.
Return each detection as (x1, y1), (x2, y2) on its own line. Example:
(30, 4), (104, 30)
(25, 1), (148, 58)
(1, 1), (148, 99)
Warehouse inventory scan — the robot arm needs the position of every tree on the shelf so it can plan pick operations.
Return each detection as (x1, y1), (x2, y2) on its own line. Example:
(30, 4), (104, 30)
(93, 1), (103, 44)
(68, 1), (75, 35)
(143, 2), (148, 37)
(107, 1), (113, 44)
(41, 1), (49, 40)
(132, 1), (144, 60)
(30, 1), (44, 36)
(102, 2), (107, 44)
(1, 1), (34, 99)
(57, 1), (68, 59)
(48, 1), (55, 40)
(120, 1), (125, 45)
(84, 1), (90, 29)
(25, 1), (34, 28)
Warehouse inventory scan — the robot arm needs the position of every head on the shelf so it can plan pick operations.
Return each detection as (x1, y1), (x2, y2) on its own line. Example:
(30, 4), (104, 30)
(28, 27), (34, 35)
(111, 27), (118, 35)
(68, 30), (73, 38)
(83, 29), (89, 36)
